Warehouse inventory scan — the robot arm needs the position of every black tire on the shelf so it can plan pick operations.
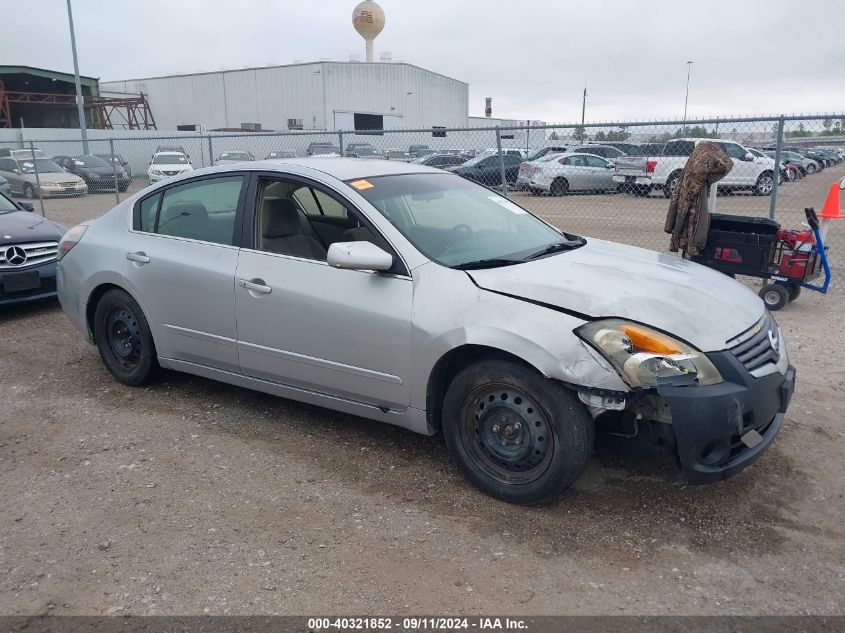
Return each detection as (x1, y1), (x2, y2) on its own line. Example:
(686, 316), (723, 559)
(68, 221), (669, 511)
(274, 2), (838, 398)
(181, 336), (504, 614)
(663, 171), (682, 198)
(753, 171), (775, 196)
(442, 359), (594, 505)
(787, 284), (802, 302)
(550, 178), (569, 197)
(632, 184), (653, 197)
(806, 163), (817, 174)
(119, 184), (129, 193)
(93, 288), (159, 386)
(23, 183), (37, 200)
(758, 284), (789, 311)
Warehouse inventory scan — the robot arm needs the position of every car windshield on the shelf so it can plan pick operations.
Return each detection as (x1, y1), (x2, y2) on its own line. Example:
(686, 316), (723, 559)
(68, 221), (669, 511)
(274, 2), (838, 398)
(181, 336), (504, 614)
(311, 146), (340, 155)
(19, 159), (64, 174)
(355, 147), (378, 156)
(0, 192), (18, 214)
(95, 154), (123, 163)
(349, 173), (583, 268)
(73, 155), (111, 168)
(219, 152), (251, 161)
(268, 151), (295, 158)
(461, 150), (498, 167)
(152, 154), (188, 165)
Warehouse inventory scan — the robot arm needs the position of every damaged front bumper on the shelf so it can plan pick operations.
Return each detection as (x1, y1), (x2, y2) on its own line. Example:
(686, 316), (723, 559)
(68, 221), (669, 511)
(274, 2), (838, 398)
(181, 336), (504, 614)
(657, 351), (795, 485)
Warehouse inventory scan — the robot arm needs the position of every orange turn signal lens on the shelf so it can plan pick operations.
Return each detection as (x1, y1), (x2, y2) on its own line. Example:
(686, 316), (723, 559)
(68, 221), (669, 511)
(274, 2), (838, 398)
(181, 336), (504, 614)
(618, 324), (684, 355)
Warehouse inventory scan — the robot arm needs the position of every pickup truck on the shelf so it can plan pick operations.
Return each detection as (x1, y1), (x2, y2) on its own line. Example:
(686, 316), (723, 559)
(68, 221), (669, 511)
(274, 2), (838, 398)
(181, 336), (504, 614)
(614, 138), (778, 198)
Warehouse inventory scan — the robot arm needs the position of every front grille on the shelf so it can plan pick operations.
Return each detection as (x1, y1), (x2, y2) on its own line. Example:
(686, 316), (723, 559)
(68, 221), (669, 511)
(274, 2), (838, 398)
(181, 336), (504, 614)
(727, 312), (780, 372)
(58, 182), (79, 187)
(0, 275), (56, 301)
(0, 241), (59, 270)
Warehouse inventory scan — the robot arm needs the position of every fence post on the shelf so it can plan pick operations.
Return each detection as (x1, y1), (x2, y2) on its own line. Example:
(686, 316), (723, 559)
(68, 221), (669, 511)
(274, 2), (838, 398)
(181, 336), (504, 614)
(109, 138), (120, 205)
(768, 115), (785, 220)
(338, 130), (345, 156)
(207, 135), (214, 167)
(29, 141), (45, 216)
(495, 127), (508, 197)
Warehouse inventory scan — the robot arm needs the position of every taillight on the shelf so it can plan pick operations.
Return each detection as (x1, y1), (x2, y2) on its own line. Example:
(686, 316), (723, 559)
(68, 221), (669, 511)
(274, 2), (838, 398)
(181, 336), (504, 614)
(646, 160), (657, 173)
(57, 224), (88, 261)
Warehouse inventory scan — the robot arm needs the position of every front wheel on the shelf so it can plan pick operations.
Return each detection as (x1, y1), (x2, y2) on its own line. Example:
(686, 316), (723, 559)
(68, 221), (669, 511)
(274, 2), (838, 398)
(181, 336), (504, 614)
(93, 288), (159, 386)
(442, 360), (594, 505)
(23, 183), (37, 199)
(753, 172), (774, 196)
(759, 284), (789, 311)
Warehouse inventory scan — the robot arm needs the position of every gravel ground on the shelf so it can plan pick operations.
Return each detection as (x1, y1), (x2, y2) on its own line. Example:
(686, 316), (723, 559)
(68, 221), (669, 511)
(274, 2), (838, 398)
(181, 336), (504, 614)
(1, 164), (844, 616)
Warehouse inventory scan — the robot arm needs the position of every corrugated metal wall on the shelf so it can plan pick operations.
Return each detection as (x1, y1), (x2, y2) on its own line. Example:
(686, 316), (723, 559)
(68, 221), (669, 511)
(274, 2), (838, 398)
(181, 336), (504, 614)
(101, 62), (468, 132)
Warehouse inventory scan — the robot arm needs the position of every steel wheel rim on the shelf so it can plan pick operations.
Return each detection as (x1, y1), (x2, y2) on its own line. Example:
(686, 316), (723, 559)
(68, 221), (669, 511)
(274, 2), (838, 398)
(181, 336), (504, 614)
(758, 176), (773, 194)
(458, 383), (555, 485)
(106, 307), (143, 370)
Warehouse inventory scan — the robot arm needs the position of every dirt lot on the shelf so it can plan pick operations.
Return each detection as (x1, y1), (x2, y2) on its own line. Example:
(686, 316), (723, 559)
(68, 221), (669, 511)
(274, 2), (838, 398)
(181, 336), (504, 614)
(1, 165), (844, 616)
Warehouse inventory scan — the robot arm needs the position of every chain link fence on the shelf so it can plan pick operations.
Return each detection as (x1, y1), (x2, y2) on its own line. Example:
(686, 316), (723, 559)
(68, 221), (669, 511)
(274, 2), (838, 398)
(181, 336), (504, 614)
(2, 114), (843, 288)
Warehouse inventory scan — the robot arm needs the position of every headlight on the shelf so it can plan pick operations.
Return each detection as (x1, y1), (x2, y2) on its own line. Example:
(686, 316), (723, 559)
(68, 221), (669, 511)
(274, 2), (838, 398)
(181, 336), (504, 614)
(149, 170), (162, 176)
(576, 319), (723, 389)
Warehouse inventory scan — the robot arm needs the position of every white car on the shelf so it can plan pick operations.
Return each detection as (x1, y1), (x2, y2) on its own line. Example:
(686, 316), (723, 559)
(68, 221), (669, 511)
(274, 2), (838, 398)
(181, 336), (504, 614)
(515, 152), (566, 189)
(529, 152), (617, 196)
(148, 152), (193, 184)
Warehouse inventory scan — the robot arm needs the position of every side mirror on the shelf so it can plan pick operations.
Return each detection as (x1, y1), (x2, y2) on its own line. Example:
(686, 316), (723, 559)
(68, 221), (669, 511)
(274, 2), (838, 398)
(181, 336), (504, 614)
(13, 169), (21, 175)
(327, 241), (393, 272)
(840, 176), (845, 190)
(19, 201), (34, 212)
(744, 152), (755, 161)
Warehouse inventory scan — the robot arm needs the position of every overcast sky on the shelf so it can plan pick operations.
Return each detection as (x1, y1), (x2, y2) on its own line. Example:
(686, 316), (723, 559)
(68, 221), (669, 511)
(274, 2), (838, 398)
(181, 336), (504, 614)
(5, 0), (844, 123)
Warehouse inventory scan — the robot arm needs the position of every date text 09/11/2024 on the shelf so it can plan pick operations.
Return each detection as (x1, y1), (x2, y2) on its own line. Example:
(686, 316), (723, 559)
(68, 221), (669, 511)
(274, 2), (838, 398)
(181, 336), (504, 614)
(307, 617), (528, 630)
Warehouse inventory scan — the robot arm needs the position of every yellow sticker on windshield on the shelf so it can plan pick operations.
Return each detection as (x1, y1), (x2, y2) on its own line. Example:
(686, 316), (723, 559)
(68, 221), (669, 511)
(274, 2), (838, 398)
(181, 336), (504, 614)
(350, 179), (374, 190)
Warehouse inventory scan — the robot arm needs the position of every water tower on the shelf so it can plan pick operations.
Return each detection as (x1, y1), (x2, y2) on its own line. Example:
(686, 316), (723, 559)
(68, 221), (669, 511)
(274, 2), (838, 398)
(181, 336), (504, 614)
(352, 1), (385, 63)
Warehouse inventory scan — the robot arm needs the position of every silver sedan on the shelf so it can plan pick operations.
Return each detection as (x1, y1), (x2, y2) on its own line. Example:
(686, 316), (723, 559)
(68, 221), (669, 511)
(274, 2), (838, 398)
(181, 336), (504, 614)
(57, 159), (793, 504)
(528, 152), (618, 196)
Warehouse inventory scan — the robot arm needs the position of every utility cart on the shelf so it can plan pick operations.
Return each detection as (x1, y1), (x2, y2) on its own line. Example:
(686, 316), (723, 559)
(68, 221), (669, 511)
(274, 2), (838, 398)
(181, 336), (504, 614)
(690, 208), (831, 310)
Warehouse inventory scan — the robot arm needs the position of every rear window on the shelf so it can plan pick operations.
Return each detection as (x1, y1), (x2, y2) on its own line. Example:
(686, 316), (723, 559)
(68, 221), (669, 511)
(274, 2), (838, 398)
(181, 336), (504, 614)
(663, 141), (696, 156)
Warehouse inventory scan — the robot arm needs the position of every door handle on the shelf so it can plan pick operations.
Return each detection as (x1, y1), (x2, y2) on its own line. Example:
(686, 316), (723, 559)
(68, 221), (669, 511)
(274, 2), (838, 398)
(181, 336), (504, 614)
(126, 251), (150, 264)
(239, 278), (272, 295)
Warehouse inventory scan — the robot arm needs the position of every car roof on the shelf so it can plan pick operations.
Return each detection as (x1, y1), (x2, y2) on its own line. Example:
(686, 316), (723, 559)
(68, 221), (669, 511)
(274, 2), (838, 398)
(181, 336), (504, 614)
(192, 157), (446, 180)
(154, 151), (186, 156)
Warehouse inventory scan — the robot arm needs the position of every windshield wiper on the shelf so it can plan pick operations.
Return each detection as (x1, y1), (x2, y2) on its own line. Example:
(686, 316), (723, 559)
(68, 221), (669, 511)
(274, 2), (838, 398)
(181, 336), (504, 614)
(524, 240), (584, 261)
(453, 258), (525, 270)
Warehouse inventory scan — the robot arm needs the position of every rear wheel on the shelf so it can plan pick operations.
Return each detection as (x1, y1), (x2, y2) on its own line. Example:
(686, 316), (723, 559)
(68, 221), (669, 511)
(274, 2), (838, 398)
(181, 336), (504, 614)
(632, 184), (653, 197)
(806, 163), (817, 174)
(787, 284), (802, 302)
(93, 288), (159, 385)
(753, 172), (774, 196)
(442, 360), (593, 505)
(663, 171), (682, 198)
(759, 284), (789, 311)
(550, 178), (569, 197)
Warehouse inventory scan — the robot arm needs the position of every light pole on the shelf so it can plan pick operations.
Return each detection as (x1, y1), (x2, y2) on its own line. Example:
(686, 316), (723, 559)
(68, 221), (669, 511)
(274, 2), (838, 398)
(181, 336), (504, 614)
(580, 84), (587, 142)
(682, 60), (694, 135)
(66, 0), (89, 153)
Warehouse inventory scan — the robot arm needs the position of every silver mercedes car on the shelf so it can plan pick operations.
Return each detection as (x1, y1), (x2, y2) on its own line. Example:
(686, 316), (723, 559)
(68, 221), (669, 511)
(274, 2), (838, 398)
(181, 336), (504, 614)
(57, 158), (795, 504)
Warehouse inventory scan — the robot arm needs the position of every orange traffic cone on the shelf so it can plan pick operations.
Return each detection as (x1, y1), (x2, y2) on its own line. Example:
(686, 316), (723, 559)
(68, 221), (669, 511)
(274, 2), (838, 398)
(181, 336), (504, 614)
(818, 182), (843, 219)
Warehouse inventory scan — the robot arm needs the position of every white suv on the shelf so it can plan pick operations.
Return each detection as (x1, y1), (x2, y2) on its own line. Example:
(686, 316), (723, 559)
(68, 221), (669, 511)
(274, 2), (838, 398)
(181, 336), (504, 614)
(147, 152), (193, 184)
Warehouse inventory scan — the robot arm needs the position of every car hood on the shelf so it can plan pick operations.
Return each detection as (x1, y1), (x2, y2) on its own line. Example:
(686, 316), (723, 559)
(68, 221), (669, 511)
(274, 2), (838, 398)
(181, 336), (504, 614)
(0, 210), (65, 243)
(30, 172), (84, 184)
(467, 238), (764, 352)
(81, 166), (122, 176)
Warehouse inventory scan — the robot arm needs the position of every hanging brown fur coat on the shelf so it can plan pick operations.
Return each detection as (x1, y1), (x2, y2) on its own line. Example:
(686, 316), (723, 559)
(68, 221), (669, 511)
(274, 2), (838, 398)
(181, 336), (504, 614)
(664, 141), (733, 255)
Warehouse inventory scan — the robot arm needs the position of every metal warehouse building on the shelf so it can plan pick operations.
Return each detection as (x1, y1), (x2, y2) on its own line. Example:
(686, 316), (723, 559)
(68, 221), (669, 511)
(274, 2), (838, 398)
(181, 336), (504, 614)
(101, 61), (469, 133)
